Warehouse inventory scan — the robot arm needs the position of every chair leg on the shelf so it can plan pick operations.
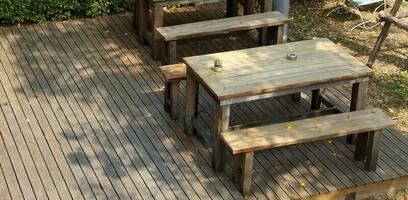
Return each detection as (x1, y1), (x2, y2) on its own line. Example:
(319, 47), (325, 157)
(170, 82), (179, 119)
(164, 82), (171, 112)
(365, 131), (381, 171)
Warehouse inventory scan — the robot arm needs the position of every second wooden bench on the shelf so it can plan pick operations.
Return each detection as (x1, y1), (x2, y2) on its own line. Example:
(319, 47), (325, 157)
(156, 11), (289, 64)
(219, 108), (394, 195)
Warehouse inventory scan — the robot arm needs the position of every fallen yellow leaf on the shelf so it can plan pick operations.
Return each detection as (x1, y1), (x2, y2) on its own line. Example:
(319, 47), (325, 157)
(286, 124), (295, 129)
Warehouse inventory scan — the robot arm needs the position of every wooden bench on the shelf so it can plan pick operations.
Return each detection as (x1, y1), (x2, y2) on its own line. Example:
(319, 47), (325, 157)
(220, 108), (394, 195)
(159, 63), (187, 119)
(156, 11), (289, 64)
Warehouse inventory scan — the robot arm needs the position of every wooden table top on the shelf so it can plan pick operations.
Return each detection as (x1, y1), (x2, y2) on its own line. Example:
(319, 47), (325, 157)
(183, 38), (374, 101)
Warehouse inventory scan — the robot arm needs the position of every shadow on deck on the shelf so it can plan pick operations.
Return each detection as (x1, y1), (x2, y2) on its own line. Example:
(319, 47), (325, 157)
(0, 3), (407, 200)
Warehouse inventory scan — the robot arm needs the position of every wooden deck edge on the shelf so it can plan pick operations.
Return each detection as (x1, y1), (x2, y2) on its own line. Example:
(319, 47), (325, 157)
(307, 175), (408, 200)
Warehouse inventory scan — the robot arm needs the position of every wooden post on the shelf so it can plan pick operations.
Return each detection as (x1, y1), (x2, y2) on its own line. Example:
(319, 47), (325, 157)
(212, 104), (230, 172)
(133, 0), (139, 31)
(233, 153), (254, 192)
(138, 0), (149, 44)
(185, 69), (199, 135)
(365, 131), (381, 171)
(232, 155), (242, 183)
(164, 82), (171, 112)
(349, 81), (369, 160)
(311, 89), (321, 110)
(226, 0), (239, 17)
(259, 0), (273, 44)
(240, 152), (254, 196)
(354, 132), (368, 161)
(170, 82), (179, 119)
(167, 41), (177, 64)
(152, 5), (163, 60)
(291, 93), (301, 102)
(275, 25), (284, 44)
(244, 0), (255, 15)
(161, 41), (169, 64)
(366, 0), (403, 67)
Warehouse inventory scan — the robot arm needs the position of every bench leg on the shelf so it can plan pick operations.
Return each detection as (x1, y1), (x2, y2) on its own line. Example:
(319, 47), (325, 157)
(233, 152), (254, 196)
(243, 0), (255, 15)
(161, 41), (176, 64)
(365, 131), (381, 171)
(167, 41), (177, 64)
(152, 5), (163, 60)
(258, 0), (272, 45)
(164, 82), (171, 112)
(213, 105), (230, 172)
(262, 24), (284, 45)
(226, 0), (239, 17)
(138, 0), (149, 44)
(347, 81), (368, 145)
(133, 0), (139, 31)
(311, 89), (321, 110)
(291, 92), (301, 102)
(170, 82), (179, 119)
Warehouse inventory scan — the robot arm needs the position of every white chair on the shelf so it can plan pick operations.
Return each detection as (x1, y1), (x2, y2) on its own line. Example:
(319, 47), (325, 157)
(327, 0), (387, 30)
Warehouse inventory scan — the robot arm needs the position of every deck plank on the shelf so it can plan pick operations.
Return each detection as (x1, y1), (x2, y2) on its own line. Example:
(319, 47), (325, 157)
(0, 5), (407, 199)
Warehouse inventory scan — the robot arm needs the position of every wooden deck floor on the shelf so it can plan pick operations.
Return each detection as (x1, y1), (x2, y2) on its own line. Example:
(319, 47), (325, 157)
(0, 4), (407, 200)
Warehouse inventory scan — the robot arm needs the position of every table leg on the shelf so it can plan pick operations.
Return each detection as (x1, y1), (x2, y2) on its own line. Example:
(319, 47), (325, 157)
(365, 131), (381, 171)
(213, 104), (230, 172)
(226, 0), (239, 17)
(152, 5), (163, 60)
(311, 89), (321, 110)
(185, 69), (199, 135)
(138, 0), (149, 44)
(349, 81), (369, 161)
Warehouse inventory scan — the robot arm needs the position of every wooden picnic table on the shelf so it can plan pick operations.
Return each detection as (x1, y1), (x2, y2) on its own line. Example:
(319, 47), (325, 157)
(183, 38), (374, 170)
(134, 0), (273, 60)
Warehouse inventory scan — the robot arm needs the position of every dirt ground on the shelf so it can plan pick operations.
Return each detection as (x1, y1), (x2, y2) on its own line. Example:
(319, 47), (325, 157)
(288, 0), (407, 136)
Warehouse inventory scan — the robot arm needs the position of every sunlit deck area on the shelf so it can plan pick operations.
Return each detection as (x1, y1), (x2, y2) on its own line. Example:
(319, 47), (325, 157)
(0, 4), (407, 200)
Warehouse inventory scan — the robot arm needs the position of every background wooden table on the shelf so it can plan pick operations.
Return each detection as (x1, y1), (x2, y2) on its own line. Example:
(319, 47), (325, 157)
(183, 38), (374, 171)
(134, 0), (274, 59)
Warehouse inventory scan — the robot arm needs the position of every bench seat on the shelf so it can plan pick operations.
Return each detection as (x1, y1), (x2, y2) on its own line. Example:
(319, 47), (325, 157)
(220, 108), (394, 195)
(156, 11), (289, 64)
(159, 63), (187, 119)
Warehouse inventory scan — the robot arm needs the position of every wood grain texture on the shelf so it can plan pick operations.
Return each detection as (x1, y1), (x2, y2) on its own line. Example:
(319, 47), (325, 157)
(184, 38), (374, 101)
(157, 11), (289, 41)
(221, 108), (394, 154)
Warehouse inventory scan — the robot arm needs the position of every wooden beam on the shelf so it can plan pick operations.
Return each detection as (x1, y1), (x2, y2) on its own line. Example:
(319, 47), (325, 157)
(367, 0), (403, 67)
(308, 176), (408, 200)
(379, 12), (408, 31)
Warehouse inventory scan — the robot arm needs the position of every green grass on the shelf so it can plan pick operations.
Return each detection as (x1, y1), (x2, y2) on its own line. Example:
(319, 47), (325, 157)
(289, 0), (408, 136)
